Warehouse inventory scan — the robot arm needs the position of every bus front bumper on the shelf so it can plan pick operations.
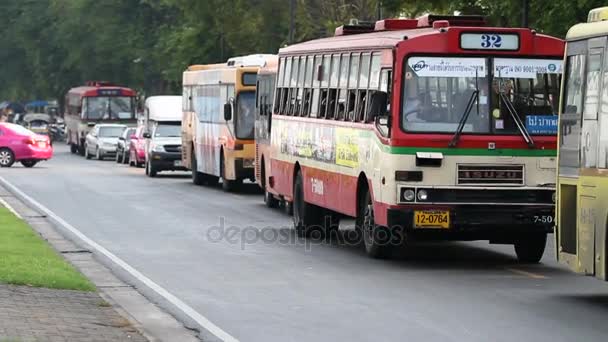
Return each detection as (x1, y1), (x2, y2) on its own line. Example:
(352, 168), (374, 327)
(385, 204), (554, 241)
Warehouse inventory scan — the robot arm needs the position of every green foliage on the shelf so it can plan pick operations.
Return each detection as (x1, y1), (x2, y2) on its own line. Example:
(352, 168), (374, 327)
(0, 0), (602, 102)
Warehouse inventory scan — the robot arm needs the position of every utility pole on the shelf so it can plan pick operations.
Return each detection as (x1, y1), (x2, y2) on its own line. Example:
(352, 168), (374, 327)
(289, 0), (296, 44)
(522, 0), (529, 27)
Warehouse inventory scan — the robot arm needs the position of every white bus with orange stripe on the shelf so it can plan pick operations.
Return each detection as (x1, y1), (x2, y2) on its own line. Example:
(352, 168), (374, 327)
(264, 15), (564, 260)
(181, 54), (276, 191)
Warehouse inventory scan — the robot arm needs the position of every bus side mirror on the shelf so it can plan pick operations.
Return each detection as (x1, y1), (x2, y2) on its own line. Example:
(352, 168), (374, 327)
(224, 103), (232, 121)
(367, 91), (388, 122)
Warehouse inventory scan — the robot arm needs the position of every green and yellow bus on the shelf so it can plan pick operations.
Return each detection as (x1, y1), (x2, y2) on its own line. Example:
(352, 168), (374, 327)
(557, 7), (608, 280)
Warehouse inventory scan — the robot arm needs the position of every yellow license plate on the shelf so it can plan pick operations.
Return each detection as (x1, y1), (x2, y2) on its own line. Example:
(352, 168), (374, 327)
(414, 211), (450, 229)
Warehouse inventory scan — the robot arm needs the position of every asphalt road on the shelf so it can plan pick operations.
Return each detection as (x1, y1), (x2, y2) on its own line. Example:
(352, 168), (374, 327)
(2, 145), (607, 342)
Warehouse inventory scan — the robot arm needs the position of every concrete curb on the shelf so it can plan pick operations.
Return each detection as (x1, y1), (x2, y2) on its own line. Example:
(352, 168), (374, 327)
(0, 178), (201, 342)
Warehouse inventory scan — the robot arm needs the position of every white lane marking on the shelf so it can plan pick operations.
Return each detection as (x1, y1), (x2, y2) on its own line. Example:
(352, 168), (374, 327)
(0, 197), (23, 219)
(0, 175), (239, 342)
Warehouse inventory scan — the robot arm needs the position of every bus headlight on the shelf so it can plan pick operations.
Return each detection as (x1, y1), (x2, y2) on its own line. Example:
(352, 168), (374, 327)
(417, 189), (428, 201)
(402, 189), (415, 202)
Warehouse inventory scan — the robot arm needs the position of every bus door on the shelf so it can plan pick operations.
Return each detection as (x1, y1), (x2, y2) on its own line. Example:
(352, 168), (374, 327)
(579, 38), (605, 275)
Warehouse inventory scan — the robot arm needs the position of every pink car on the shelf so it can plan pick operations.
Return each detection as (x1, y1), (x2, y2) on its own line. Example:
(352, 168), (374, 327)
(0, 123), (53, 168)
(129, 126), (146, 167)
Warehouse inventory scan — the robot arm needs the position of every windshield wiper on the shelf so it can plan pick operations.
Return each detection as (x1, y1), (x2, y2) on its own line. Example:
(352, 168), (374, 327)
(498, 92), (535, 148)
(449, 90), (479, 148)
(449, 68), (481, 148)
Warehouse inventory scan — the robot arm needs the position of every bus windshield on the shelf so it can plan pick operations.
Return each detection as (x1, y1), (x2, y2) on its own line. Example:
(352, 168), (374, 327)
(235, 91), (255, 139)
(85, 96), (134, 120)
(402, 57), (561, 136)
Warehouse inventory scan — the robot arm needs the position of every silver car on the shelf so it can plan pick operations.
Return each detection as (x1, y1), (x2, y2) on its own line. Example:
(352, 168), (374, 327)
(84, 124), (127, 160)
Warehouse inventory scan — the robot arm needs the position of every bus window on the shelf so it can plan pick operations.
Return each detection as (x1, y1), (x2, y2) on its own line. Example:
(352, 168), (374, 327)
(347, 53), (360, 121)
(559, 54), (586, 176)
(281, 57), (292, 114)
(337, 53), (350, 120)
(303, 56), (313, 116)
(311, 55), (322, 118)
(600, 52), (608, 169)
(327, 54), (340, 119)
(584, 53), (602, 120)
(297, 56), (307, 116)
(357, 53), (371, 122)
(369, 53), (381, 90)
(582, 51), (602, 168)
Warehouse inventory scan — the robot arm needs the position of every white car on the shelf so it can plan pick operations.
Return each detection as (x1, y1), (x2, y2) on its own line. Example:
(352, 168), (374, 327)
(84, 124), (127, 160)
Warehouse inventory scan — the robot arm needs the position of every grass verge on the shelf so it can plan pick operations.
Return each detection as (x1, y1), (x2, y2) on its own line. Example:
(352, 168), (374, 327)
(0, 204), (95, 291)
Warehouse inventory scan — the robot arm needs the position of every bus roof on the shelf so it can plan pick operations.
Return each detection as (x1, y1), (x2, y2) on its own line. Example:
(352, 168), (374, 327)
(67, 84), (137, 98)
(280, 16), (562, 56)
(567, 7), (608, 41)
(258, 57), (278, 76)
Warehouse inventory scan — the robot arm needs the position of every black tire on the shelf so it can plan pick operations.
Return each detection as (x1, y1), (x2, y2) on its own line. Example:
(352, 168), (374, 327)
(357, 189), (393, 259)
(283, 200), (294, 216)
(70, 143), (78, 154)
(20, 160), (37, 168)
(85, 145), (92, 160)
(514, 233), (547, 263)
(292, 170), (323, 238)
(78, 142), (85, 156)
(264, 190), (279, 208)
(116, 150), (123, 163)
(221, 152), (238, 192)
(0, 148), (15, 168)
(191, 149), (204, 185)
(123, 151), (129, 164)
(262, 161), (279, 208)
(147, 161), (157, 177)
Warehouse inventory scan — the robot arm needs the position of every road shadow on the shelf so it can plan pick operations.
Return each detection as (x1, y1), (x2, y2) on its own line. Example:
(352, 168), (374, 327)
(551, 294), (608, 312)
(153, 173), (192, 179)
(178, 179), (263, 195)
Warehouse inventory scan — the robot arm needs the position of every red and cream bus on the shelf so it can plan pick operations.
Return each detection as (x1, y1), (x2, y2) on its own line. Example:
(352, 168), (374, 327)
(255, 60), (279, 206)
(64, 82), (138, 155)
(264, 15), (564, 260)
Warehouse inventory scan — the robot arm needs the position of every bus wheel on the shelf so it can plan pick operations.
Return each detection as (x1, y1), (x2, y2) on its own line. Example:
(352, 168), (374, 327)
(191, 150), (204, 185)
(357, 189), (392, 259)
(262, 162), (278, 208)
(282, 200), (294, 216)
(514, 233), (547, 263)
(293, 170), (322, 238)
(221, 152), (237, 192)
(264, 190), (279, 208)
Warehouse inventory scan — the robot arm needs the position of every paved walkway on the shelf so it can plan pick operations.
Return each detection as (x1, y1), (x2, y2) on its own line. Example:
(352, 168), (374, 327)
(0, 284), (147, 342)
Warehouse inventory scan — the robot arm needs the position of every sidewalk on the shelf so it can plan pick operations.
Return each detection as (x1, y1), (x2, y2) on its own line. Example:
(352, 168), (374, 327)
(0, 196), (148, 341)
(0, 284), (147, 342)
